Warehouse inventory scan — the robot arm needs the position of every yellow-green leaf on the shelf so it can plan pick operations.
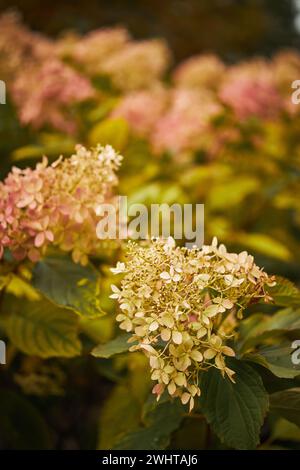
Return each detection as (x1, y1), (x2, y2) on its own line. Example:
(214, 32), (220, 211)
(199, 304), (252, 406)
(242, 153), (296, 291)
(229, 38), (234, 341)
(3, 297), (82, 358)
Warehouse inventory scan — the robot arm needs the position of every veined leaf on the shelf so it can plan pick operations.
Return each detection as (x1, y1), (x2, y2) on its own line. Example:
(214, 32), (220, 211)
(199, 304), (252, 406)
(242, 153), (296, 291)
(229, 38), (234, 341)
(199, 358), (269, 449)
(267, 277), (300, 307)
(91, 333), (132, 358)
(114, 399), (184, 450)
(3, 297), (82, 358)
(245, 342), (300, 379)
(270, 388), (300, 427)
(32, 255), (103, 318)
(238, 308), (300, 353)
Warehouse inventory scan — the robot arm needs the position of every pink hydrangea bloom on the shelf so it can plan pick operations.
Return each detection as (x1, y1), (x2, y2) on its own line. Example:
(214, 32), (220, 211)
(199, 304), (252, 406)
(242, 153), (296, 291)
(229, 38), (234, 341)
(173, 54), (225, 90)
(0, 144), (122, 265)
(100, 39), (171, 91)
(56, 28), (130, 75)
(219, 61), (282, 120)
(111, 87), (168, 137)
(0, 12), (53, 81)
(12, 59), (95, 133)
(151, 89), (222, 154)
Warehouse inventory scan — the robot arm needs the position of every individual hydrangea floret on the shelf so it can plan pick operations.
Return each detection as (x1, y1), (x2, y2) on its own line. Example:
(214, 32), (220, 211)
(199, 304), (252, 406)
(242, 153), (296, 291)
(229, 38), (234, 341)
(110, 237), (276, 411)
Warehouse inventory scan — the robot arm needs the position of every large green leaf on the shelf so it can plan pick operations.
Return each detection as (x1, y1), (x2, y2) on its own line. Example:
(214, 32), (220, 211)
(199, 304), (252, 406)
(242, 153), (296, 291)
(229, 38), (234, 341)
(271, 418), (300, 443)
(0, 390), (52, 449)
(114, 399), (184, 450)
(207, 177), (259, 210)
(238, 308), (300, 353)
(88, 117), (129, 151)
(261, 308), (300, 332)
(267, 277), (300, 307)
(3, 297), (82, 358)
(32, 255), (103, 318)
(270, 388), (300, 427)
(199, 358), (269, 449)
(91, 333), (132, 358)
(245, 343), (300, 379)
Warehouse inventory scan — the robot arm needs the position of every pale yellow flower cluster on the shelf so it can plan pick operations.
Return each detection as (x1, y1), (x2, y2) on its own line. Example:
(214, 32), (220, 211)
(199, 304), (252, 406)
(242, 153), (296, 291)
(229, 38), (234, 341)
(111, 237), (275, 411)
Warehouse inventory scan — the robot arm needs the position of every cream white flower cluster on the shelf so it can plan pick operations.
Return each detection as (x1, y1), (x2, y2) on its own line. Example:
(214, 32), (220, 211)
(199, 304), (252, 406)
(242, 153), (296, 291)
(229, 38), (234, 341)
(110, 237), (275, 411)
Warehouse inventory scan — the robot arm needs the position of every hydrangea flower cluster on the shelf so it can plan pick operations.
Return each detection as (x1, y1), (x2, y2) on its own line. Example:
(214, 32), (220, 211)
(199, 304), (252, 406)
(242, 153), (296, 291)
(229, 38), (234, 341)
(56, 28), (130, 76)
(112, 87), (169, 137)
(151, 89), (222, 154)
(12, 59), (95, 133)
(0, 144), (122, 265)
(173, 54), (225, 90)
(219, 62), (281, 120)
(99, 40), (171, 91)
(111, 237), (275, 411)
(0, 12), (52, 81)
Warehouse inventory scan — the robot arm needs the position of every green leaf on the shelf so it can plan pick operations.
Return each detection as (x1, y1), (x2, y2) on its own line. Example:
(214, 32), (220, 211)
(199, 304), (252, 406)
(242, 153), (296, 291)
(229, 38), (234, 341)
(3, 297), (82, 358)
(91, 333), (132, 358)
(207, 177), (259, 210)
(199, 358), (269, 449)
(261, 308), (300, 332)
(0, 389), (52, 449)
(238, 308), (300, 353)
(87, 98), (118, 122)
(12, 134), (76, 161)
(88, 117), (129, 151)
(267, 277), (300, 307)
(98, 384), (141, 449)
(234, 233), (291, 261)
(11, 145), (44, 161)
(6, 274), (40, 301)
(270, 388), (300, 427)
(271, 418), (300, 443)
(32, 254), (103, 318)
(114, 399), (184, 450)
(245, 342), (300, 379)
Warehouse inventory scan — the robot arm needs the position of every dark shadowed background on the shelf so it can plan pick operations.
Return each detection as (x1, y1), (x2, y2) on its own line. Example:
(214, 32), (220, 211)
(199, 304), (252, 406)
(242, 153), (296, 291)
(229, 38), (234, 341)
(0, 0), (300, 62)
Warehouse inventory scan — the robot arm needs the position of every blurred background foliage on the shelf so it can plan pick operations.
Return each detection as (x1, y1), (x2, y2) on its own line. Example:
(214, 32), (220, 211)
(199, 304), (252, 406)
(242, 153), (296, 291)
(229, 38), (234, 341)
(1, 0), (300, 451)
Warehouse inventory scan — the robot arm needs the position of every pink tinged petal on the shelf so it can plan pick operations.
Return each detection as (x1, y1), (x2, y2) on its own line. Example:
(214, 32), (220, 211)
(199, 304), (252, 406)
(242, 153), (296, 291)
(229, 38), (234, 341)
(45, 230), (54, 242)
(34, 232), (45, 247)
(17, 195), (34, 208)
(152, 383), (165, 397)
(181, 392), (190, 405)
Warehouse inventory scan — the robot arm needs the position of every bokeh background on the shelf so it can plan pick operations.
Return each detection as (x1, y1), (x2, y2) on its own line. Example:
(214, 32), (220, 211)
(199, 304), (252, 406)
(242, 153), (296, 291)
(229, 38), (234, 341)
(1, 0), (300, 451)
(1, 0), (300, 61)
